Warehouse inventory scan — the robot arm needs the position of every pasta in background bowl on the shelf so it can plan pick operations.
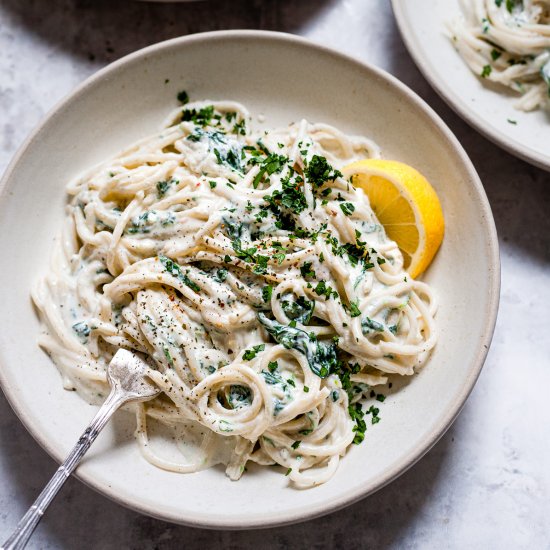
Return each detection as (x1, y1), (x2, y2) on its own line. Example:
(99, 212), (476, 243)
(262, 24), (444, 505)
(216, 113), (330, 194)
(450, 0), (550, 112)
(392, 0), (550, 171)
(0, 31), (499, 528)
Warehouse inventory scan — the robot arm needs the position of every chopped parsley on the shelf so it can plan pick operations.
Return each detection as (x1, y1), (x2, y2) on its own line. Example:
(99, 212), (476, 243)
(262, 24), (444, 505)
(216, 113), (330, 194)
(314, 280), (339, 300)
(224, 221), (278, 275)
(339, 202), (355, 216)
(324, 231), (375, 269)
(233, 119), (247, 136)
(262, 285), (273, 303)
(349, 300), (361, 318)
(267, 360), (278, 373)
(481, 65), (492, 78)
(181, 105), (215, 126)
(367, 405), (381, 425)
(177, 90), (189, 104)
(300, 261), (316, 279)
(271, 241), (287, 265)
(158, 255), (201, 292)
(348, 402), (366, 444)
(505, 0), (522, 13)
(252, 153), (287, 188)
(305, 155), (343, 189)
(264, 172), (308, 215)
(242, 344), (265, 361)
(252, 254), (269, 275)
(232, 238), (260, 263)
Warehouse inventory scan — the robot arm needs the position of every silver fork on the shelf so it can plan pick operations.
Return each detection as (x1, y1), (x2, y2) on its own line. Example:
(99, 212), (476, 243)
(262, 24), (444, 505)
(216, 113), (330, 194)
(2, 349), (160, 550)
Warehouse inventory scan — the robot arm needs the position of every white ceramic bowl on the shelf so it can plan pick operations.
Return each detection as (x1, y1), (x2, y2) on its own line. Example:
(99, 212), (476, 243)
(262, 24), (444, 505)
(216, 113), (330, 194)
(392, 0), (550, 172)
(0, 30), (499, 529)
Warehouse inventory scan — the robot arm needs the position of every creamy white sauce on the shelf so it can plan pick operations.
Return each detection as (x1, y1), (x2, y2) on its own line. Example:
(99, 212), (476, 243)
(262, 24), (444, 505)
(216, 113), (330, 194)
(32, 99), (438, 487)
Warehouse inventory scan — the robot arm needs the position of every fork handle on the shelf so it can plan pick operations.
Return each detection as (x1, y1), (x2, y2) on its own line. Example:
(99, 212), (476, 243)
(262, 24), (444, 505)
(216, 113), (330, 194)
(2, 389), (127, 550)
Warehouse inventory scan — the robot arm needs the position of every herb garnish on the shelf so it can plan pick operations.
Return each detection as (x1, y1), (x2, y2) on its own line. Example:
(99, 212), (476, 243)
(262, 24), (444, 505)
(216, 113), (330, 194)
(252, 153), (287, 188)
(314, 281), (339, 300)
(281, 295), (315, 324)
(156, 178), (177, 198)
(305, 155), (343, 188)
(264, 172), (308, 214)
(348, 403), (367, 444)
(340, 202), (355, 216)
(361, 317), (384, 333)
(177, 90), (189, 104)
(300, 261), (316, 279)
(481, 65), (492, 78)
(234, 119), (247, 135)
(349, 300), (361, 318)
(242, 344), (265, 361)
(505, 0), (522, 13)
(262, 285), (273, 303)
(181, 105), (215, 126)
(258, 313), (337, 378)
(158, 255), (201, 292)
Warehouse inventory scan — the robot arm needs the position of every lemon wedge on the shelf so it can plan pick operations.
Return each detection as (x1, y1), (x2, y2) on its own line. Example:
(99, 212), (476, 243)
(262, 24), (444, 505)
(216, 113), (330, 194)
(342, 159), (444, 279)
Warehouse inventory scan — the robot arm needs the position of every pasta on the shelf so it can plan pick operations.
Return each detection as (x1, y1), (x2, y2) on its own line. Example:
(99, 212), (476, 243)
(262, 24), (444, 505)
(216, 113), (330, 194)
(450, 0), (550, 111)
(32, 99), (438, 487)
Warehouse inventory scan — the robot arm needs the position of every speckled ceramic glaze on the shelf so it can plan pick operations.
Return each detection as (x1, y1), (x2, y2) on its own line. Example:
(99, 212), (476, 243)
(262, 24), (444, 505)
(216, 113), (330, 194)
(0, 30), (499, 529)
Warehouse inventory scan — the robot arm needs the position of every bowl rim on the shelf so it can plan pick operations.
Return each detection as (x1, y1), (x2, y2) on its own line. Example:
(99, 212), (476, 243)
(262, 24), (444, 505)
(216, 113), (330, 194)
(391, 0), (550, 172)
(0, 29), (500, 530)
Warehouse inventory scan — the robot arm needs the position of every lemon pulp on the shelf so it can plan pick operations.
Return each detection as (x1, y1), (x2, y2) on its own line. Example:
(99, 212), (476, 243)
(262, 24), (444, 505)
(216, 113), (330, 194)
(342, 159), (445, 279)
